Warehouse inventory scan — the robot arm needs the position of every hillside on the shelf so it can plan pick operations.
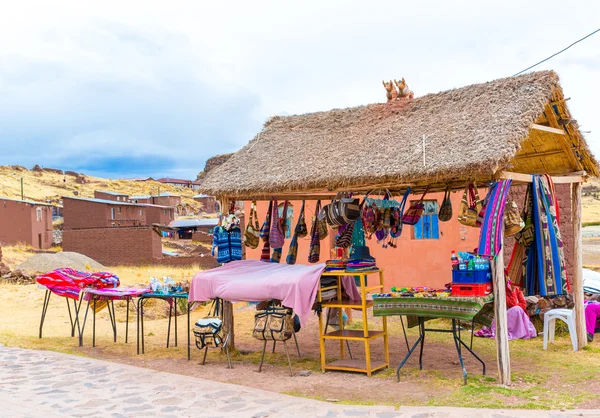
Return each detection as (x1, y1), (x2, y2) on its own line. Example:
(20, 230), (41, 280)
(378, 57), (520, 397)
(0, 166), (199, 207)
(582, 177), (600, 223)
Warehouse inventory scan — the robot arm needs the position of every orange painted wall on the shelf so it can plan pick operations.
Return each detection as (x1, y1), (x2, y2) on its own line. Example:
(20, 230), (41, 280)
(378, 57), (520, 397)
(245, 191), (480, 290)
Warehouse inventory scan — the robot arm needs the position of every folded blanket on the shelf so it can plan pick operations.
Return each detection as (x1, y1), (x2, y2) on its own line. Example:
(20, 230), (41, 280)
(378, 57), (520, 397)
(36, 268), (120, 300)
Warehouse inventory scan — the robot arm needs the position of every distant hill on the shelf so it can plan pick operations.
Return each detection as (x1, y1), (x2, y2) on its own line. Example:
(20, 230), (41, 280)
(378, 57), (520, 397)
(0, 165), (199, 207)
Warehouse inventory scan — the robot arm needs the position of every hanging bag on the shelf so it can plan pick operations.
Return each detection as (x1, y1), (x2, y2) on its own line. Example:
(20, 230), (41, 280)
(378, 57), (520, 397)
(286, 201), (305, 265)
(504, 200), (524, 236)
(317, 202), (329, 240)
(253, 305), (294, 341)
(308, 201), (322, 263)
(515, 185), (535, 247)
(259, 201), (272, 262)
(296, 201), (308, 238)
(438, 186), (453, 222)
(243, 201), (260, 249)
(269, 199), (285, 249)
(402, 186), (429, 225)
(335, 221), (355, 248)
(458, 182), (482, 227)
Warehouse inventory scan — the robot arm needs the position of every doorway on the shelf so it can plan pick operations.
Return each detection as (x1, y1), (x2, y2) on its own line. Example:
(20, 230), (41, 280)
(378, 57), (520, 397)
(38, 233), (42, 249)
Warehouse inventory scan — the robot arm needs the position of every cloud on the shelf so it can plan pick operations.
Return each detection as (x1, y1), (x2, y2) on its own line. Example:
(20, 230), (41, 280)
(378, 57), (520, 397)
(0, 0), (598, 179)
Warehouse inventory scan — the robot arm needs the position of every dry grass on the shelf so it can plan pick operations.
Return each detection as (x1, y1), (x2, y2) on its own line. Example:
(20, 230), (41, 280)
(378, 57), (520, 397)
(0, 166), (198, 207)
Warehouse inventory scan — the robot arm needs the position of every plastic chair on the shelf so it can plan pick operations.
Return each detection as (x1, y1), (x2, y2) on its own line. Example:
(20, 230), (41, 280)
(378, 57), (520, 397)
(543, 308), (578, 351)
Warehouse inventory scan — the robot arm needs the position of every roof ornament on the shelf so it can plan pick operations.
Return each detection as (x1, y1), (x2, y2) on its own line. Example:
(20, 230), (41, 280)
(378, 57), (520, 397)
(383, 78), (414, 103)
(394, 78), (414, 100)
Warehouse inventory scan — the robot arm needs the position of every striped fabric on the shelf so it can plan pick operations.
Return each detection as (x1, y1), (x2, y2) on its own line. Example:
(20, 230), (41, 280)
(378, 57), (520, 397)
(373, 295), (494, 326)
(478, 179), (512, 257)
(36, 268), (120, 300)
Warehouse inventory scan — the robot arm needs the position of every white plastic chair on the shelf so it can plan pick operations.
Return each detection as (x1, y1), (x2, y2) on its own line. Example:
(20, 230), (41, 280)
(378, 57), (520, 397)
(543, 309), (578, 351)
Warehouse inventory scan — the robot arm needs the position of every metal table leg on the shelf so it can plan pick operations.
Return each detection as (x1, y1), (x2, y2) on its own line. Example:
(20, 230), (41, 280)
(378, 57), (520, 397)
(141, 298), (145, 354)
(400, 316), (410, 352)
(79, 298), (91, 347)
(66, 298), (75, 337)
(39, 290), (51, 339)
(187, 302), (191, 361)
(174, 298), (178, 347)
(396, 317), (425, 382)
(125, 298), (130, 344)
(167, 303), (172, 348)
(92, 298), (96, 347)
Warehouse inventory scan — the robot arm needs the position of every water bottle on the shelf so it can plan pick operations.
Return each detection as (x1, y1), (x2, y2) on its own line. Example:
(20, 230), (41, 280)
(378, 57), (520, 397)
(451, 250), (459, 271)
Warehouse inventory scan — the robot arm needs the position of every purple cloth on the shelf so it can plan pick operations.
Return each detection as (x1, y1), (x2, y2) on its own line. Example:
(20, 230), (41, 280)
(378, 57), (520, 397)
(475, 306), (537, 340)
(189, 260), (337, 326)
(585, 302), (600, 334)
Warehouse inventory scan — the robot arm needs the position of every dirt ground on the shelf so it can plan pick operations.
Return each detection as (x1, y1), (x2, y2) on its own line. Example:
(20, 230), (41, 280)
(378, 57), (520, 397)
(2, 282), (600, 410)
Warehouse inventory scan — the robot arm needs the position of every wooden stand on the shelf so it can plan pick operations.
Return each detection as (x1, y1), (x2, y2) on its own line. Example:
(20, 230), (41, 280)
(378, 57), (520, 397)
(317, 269), (389, 376)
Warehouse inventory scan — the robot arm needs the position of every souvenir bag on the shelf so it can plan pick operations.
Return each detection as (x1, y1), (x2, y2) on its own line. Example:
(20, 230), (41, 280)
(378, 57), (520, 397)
(335, 221), (355, 248)
(515, 184), (535, 247)
(259, 201), (272, 262)
(193, 298), (226, 349)
(269, 199), (285, 249)
(286, 201), (306, 265)
(253, 306), (294, 341)
(296, 201), (308, 238)
(476, 183), (491, 227)
(316, 201), (329, 240)
(458, 182), (482, 227)
(243, 201), (260, 249)
(438, 186), (453, 222)
(270, 247), (282, 263)
(361, 199), (378, 239)
(325, 193), (361, 227)
(308, 201), (321, 263)
(504, 200), (524, 237)
(402, 186), (429, 225)
(388, 187), (410, 246)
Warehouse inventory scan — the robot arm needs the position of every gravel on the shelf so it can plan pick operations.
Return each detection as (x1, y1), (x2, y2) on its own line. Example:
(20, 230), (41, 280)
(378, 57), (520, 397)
(15, 252), (106, 274)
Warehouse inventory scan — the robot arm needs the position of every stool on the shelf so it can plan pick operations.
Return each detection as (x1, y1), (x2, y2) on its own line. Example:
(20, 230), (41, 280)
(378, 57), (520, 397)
(543, 309), (578, 351)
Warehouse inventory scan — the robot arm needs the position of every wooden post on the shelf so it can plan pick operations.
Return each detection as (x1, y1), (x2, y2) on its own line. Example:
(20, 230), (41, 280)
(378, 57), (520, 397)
(219, 196), (235, 351)
(492, 230), (511, 386)
(572, 182), (587, 349)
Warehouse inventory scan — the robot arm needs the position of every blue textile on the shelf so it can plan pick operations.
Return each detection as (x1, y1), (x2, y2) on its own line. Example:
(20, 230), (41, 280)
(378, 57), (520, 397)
(212, 226), (243, 264)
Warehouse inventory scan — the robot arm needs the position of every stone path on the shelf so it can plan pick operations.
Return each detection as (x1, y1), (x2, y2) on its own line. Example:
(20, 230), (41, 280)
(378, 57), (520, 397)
(1, 345), (599, 418)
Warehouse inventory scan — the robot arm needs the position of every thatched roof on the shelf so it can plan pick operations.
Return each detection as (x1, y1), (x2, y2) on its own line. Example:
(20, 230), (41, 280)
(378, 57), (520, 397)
(200, 70), (598, 198)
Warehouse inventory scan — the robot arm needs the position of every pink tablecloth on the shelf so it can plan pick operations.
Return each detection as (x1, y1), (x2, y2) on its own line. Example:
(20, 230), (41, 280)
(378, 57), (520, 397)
(189, 260), (350, 325)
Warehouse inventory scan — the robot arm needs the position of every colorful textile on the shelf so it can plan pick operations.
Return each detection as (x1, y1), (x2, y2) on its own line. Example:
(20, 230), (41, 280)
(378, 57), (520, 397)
(212, 226), (243, 264)
(506, 242), (526, 288)
(373, 294), (493, 324)
(36, 268), (120, 300)
(585, 301), (600, 334)
(189, 260), (327, 325)
(81, 287), (148, 301)
(526, 175), (568, 296)
(260, 201), (272, 262)
(474, 306), (537, 340)
(478, 179), (512, 257)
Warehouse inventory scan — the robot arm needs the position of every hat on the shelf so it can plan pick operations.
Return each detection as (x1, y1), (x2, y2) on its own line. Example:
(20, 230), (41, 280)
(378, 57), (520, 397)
(350, 245), (375, 261)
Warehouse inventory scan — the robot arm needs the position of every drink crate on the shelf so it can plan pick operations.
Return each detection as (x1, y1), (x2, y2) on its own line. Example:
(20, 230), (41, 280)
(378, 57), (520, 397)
(451, 282), (492, 297)
(452, 269), (491, 284)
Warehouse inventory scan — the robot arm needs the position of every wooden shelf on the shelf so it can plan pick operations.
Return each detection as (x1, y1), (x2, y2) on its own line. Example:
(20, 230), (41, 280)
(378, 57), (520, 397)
(321, 299), (373, 309)
(324, 359), (388, 374)
(321, 269), (383, 277)
(323, 330), (385, 340)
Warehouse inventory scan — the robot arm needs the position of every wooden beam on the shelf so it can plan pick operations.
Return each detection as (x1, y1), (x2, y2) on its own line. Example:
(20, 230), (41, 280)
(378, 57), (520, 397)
(514, 150), (565, 160)
(497, 171), (586, 184)
(544, 104), (583, 172)
(530, 123), (565, 135)
(572, 182), (587, 349)
(493, 231), (511, 386)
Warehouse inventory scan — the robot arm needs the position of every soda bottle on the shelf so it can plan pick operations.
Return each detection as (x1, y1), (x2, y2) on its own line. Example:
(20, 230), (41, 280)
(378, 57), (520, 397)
(451, 250), (459, 271)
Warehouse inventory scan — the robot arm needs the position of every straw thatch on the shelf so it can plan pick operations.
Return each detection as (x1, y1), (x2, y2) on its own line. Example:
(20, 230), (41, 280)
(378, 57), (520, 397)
(200, 70), (597, 198)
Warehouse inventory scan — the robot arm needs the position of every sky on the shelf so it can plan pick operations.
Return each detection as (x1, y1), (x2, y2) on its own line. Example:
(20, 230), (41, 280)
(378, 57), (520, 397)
(0, 1), (599, 180)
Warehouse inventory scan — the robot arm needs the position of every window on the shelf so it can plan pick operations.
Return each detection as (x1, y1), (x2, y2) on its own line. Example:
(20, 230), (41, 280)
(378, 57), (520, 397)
(117, 207), (122, 214)
(277, 203), (294, 239)
(117, 196), (120, 201)
(139, 209), (143, 216)
(169, 210), (173, 220)
(36, 207), (42, 221)
(163, 209), (166, 215)
(413, 200), (439, 240)
(111, 207), (115, 219)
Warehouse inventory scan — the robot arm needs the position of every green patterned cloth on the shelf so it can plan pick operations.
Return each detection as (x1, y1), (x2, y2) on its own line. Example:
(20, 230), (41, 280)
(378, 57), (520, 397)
(373, 295), (494, 328)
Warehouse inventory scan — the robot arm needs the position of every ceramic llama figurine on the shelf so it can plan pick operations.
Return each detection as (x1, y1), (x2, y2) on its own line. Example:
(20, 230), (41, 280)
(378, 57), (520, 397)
(394, 78), (414, 99)
(382, 80), (397, 102)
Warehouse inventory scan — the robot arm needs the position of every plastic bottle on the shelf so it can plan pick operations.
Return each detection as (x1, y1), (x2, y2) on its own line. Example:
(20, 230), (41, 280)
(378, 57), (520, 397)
(468, 258), (475, 271)
(451, 250), (459, 271)
(458, 255), (466, 271)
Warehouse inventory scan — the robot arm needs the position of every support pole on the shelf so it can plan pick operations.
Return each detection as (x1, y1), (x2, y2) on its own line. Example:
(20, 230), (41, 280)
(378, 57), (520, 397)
(492, 230), (511, 386)
(220, 196), (235, 351)
(572, 182), (587, 349)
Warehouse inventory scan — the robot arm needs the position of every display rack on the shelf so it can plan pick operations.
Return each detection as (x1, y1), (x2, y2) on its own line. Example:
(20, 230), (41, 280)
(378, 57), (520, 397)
(317, 269), (389, 376)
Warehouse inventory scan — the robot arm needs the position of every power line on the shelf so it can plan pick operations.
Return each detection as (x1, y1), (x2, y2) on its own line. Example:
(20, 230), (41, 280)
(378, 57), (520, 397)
(512, 28), (600, 76)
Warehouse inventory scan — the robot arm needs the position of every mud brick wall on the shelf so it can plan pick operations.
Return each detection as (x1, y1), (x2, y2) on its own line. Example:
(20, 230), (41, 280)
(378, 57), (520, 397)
(503, 183), (574, 283)
(154, 256), (218, 269)
(63, 227), (162, 265)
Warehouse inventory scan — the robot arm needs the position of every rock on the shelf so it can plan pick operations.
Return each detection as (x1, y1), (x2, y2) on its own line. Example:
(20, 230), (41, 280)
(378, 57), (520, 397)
(297, 370), (312, 377)
(32, 164), (43, 172)
(43, 168), (64, 175)
(553, 296), (567, 307)
(539, 308), (551, 320)
(10, 165), (27, 172)
(65, 171), (79, 177)
(326, 399), (339, 403)
(538, 299), (550, 310)
(525, 296), (539, 304)
(73, 190), (79, 196)
(75, 175), (86, 184)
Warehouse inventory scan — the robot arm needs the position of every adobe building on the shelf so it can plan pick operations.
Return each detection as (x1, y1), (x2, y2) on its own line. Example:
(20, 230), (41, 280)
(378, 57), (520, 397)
(129, 195), (152, 204)
(193, 194), (217, 213)
(94, 190), (129, 202)
(0, 197), (53, 249)
(152, 192), (181, 207)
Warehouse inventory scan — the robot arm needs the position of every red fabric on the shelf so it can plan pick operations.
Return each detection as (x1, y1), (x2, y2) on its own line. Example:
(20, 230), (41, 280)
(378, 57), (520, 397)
(506, 285), (527, 312)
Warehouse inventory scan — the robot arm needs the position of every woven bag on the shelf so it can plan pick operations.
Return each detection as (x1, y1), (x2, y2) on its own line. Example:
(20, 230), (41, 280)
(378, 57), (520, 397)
(515, 185), (535, 247)
(308, 200), (321, 263)
(259, 201), (272, 241)
(402, 187), (429, 225)
(438, 187), (453, 222)
(458, 183), (482, 227)
(504, 200), (525, 237)
(269, 199), (285, 249)
(335, 221), (355, 248)
(243, 201), (260, 249)
(296, 201), (308, 238)
(316, 201), (329, 240)
(252, 306), (294, 341)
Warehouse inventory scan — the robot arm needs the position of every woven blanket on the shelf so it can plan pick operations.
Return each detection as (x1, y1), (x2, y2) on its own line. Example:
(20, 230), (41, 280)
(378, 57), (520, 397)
(36, 268), (120, 300)
(373, 295), (494, 327)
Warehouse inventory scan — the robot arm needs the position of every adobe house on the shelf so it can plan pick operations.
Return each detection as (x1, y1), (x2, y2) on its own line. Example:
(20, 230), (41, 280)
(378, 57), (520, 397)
(0, 197), (53, 249)
(145, 204), (175, 226)
(63, 197), (148, 229)
(193, 194), (217, 213)
(94, 190), (129, 202)
(129, 195), (152, 204)
(153, 192), (181, 208)
(156, 177), (194, 188)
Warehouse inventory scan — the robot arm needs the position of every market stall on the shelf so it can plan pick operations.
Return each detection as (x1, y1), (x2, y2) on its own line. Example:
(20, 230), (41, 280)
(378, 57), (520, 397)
(196, 70), (598, 385)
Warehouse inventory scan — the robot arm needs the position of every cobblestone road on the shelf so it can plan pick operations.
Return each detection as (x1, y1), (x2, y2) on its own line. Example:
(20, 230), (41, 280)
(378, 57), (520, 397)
(1, 345), (599, 417)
